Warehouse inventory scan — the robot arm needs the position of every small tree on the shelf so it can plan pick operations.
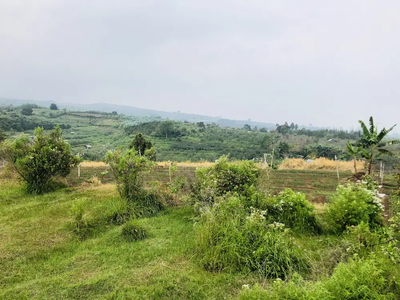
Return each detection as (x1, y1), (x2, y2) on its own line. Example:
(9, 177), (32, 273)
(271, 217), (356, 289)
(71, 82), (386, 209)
(50, 103), (58, 110)
(277, 141), (290, 158)
(129, 133), (152, 156)
(0, 126), (81, 194)
(105, 149), (153, 200)
(105, 149), (163, 217)
(347, 141), (360, 173)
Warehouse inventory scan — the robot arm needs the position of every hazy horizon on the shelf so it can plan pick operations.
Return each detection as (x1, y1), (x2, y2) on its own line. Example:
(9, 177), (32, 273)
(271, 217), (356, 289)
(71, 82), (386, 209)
(1, 1), (400, 132)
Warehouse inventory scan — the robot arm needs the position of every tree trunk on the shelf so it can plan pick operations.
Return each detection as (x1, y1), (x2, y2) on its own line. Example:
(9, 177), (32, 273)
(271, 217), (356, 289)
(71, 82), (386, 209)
(353, 158), (357, 174)
(368, 154), (373, 175)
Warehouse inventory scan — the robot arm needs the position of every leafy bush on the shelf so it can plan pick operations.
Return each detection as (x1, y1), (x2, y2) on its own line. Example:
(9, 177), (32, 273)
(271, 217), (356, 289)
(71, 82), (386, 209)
(343, 222), (395, 258)
(195, 196), (308, 278)
(106, 149), (164, 217)
(240, 257), (400, 299)
(121, 220), (147, 242)
(192, 155), (259, 207)
(265, 189), (320, 234)
(0, 126), (81, 194)
(326, 184), (384, 234)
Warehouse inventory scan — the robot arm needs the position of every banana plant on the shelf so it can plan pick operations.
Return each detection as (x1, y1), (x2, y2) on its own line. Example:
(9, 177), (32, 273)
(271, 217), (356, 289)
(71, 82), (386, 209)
(358, 117), (399, 174)
(346, 141), (361, 174)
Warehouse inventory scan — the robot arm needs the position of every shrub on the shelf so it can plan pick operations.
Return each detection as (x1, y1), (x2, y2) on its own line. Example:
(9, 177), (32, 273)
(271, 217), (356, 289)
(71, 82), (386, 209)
(121, 220), (147, 242)
(192, 155), (259, 207)
(0, 126), (81, 194)
(106, 148), (152, 200)
(265, 189), (320, 234)
(106, 149), (164, 217)
(326, 184), (384, 234)
(195, 196), (308, 278)
(240, 257), (399, 299)
(343, 222), (394, 257)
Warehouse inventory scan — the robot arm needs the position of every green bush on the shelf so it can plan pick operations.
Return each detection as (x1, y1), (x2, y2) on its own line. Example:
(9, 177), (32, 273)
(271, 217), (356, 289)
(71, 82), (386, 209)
(0, 126), (81, 194)
(240, 257), (400, 299)
(265, 189), (321, 234)
(326, 184), (384, 234)
(106, 149), (164, 217)
(195, 196), (308, 278)
(192, 155), (259, 207)
(121, 220), (147, 242)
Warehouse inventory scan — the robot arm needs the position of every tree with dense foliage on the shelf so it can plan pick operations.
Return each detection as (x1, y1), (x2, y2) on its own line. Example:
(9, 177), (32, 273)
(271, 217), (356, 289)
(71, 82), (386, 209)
(0, 126), (81, 194)
(243, 124), (251, 131)
(157, 120), (175, 138)
(129, 133), (153, 156)
(50, 103), (58, 110)
(21, 106), (33, 116)
(277, 141), (290, 158)
(357, 116), (398, 174)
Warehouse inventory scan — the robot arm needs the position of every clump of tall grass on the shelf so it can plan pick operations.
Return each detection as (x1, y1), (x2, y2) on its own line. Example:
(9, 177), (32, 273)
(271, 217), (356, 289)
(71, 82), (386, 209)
(279, 158), (365, 173)
(195, 196), (309, 279)
(70, 198), (98, 239)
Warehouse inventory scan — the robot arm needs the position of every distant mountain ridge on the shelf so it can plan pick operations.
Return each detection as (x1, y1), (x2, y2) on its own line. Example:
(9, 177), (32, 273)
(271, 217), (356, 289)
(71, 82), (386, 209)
(0, 97), (276, 129)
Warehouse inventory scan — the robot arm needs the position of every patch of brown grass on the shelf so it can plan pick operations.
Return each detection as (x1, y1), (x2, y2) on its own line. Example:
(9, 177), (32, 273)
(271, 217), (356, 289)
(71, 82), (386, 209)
(279, 158), (365, 173)
(80, 161), (108, 168)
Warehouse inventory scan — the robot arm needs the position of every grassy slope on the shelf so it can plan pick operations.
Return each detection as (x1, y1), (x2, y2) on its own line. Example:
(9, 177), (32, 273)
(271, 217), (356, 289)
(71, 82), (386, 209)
(2, 171), (394, 299)
(0, 180), (258, 300)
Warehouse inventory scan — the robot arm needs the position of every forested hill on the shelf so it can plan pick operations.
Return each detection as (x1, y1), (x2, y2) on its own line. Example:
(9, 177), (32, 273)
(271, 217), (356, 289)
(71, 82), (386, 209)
(0, 97), (277, 130)
(0, 104), (382, 164)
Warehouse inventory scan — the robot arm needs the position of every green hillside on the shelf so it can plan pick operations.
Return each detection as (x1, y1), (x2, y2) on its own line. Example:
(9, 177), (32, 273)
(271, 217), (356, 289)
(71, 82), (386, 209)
(1, 104), (399, 168)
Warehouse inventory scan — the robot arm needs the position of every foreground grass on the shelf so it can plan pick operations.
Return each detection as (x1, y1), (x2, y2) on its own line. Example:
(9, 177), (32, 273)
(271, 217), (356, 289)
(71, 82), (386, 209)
(0, 180), (258, 299)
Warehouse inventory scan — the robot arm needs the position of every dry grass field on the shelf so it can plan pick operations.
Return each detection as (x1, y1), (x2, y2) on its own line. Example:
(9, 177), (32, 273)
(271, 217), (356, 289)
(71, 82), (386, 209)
(279, 158), (366, 173)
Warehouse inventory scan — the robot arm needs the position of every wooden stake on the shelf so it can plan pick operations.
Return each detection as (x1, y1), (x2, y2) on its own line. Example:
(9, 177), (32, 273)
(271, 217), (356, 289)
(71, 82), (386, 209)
(335, 155), (340, 181)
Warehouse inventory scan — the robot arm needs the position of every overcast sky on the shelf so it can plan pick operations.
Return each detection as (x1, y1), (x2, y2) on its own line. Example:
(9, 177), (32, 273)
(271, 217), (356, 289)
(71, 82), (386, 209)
(1, 1), (400, 131)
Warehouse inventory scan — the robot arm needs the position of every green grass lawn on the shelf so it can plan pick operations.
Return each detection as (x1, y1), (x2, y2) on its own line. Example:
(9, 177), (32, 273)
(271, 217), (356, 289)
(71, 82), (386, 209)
(0, 180), (261, 299)
(1, 173), (397, 299)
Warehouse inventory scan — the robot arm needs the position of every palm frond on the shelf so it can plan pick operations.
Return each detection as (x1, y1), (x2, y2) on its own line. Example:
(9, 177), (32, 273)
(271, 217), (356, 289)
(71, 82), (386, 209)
(359, 120), (371, 140)
(369, 116), (374, 135)
(377, 124), (396, 142)
(360, 148), (370, 159)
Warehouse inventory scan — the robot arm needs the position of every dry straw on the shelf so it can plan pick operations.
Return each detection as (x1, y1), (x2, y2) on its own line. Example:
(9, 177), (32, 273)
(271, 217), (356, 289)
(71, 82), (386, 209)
(279, 158), (365, 173)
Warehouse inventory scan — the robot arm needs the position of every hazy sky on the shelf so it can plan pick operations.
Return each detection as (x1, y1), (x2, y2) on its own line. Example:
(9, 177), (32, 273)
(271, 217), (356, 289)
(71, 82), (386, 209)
(1, 1), (400, 131)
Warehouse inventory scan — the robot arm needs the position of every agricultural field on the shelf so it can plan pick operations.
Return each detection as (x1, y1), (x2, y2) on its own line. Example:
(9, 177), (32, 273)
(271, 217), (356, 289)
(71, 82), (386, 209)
(67, 162), (397, 202)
